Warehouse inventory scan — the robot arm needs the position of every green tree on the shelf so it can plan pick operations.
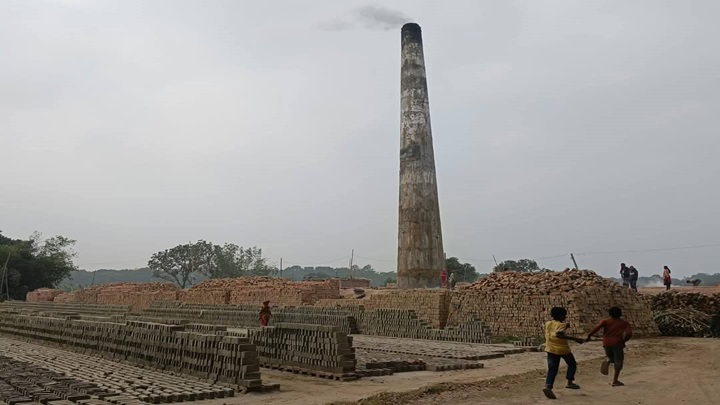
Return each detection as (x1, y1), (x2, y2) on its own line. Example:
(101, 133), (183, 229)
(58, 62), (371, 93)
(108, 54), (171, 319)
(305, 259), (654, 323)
(493, 259), (542, 273)
(148, 241), (275, 287)
(445, 257), (479, 282)
(148, 243), (203, 288)
(0, 230), (79, 300)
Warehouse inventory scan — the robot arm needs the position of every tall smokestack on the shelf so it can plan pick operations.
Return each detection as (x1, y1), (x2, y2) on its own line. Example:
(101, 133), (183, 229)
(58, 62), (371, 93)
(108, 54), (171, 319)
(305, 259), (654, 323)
(397, 23), (444, 289)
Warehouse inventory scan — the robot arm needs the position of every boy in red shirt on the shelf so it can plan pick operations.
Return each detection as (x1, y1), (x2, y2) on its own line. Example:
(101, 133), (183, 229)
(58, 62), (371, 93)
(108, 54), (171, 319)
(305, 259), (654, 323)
(586, 307), (633, 387)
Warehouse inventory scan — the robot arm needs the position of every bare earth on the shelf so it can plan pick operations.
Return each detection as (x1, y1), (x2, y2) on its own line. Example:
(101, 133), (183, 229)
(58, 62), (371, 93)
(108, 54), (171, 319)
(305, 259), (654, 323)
(2, 336), (718, 405)
(231, 337), (717, 405)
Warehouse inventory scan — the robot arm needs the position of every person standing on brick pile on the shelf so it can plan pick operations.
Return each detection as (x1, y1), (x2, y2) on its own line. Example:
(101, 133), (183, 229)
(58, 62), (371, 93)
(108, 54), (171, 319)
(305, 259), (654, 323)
(448, 272), (457, 290)
(440, 268), (448, 289)
(542, 307), (584, 399)
(586, 306), (633, 387)
(662, 266), (672, 290)
(620, 263), (630, 289)
(628, 266), (639, 292)
(259, 300), (272, 327)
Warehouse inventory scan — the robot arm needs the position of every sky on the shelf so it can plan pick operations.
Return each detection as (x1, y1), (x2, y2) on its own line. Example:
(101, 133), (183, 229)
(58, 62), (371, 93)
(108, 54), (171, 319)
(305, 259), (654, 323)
(1, 0), (719, 279)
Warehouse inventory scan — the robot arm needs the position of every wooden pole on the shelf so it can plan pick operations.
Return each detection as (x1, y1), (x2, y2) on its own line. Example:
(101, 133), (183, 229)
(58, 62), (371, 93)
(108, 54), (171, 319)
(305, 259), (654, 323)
(570, 253), (579, 270)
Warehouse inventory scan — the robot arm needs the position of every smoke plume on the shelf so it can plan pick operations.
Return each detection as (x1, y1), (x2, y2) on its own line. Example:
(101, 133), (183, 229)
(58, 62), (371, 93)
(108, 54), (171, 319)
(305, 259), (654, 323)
(317, 4), (411, 32)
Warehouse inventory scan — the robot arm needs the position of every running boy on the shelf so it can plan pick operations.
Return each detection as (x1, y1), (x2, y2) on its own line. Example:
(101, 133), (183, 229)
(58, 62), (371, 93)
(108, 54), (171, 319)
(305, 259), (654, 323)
(543, 307), (584, 399)
(586, 307), (633, 386)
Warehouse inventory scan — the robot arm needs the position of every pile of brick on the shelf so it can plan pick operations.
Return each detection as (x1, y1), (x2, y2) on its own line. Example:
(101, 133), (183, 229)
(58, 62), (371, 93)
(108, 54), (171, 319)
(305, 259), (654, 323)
(248, 323), (357, 380)
(316, 290), (450, 328)
(0, 312), (261, 390)
(181, 278), (341, 306)
(25, 288), (65, 302)
(448, 269), (659, 338)
(338, 278), (371, 289)
(49, 283), (179, 311)
(649, 290), (720, 314)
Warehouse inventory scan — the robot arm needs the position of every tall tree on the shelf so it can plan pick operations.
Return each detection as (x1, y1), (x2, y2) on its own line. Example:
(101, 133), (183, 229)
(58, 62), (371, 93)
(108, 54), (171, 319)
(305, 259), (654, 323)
(445, 257), (479, 282)
(493, 259), (542, 273)
(147, 243), (201, 288)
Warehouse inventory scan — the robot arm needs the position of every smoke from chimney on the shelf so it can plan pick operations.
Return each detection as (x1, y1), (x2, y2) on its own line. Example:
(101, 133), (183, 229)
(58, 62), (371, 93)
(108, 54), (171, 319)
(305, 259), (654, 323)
(317, 4), (411, 32)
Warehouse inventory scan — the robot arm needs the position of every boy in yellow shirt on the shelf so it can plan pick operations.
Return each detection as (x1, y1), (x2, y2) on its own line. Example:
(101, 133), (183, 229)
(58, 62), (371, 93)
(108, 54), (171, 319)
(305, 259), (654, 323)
(543, 307), (584, 399)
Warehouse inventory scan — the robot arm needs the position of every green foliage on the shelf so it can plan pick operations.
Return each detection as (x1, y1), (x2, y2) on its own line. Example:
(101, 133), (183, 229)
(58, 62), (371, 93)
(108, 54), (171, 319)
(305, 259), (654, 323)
(383, 276), (397, 286)
(147, 241), (276, 287)
(445, 257), (479, 282)
(0, 230), (79, 300)
(493, 259), (543, 273)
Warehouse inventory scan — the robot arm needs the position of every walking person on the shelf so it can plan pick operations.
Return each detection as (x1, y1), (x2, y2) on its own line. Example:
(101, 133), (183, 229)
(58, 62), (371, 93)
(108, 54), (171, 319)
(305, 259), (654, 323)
(629, 266), (639, 292)
(440, 269), (448, 289)
(448, 272), (457, 290)
(662, 266), (672, 291)
(620, 263), (630, 289)
(542, 307), (584, 399)
(586, 307), (633, 387)
(259, 300), (272, 327)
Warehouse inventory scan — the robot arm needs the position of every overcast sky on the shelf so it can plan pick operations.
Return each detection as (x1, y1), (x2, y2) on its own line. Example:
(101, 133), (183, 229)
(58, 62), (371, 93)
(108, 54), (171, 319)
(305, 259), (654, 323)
(2, 0), (719, 278)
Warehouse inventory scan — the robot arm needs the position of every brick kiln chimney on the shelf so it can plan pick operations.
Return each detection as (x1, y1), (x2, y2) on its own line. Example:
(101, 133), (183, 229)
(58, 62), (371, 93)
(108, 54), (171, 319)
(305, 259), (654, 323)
(397, 23), (445, 289)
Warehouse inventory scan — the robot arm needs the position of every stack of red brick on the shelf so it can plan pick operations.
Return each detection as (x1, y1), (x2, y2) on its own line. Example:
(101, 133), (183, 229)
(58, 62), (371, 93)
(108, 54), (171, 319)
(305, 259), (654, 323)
(25, 288), (65, 302)
(181, 277), (341, 306)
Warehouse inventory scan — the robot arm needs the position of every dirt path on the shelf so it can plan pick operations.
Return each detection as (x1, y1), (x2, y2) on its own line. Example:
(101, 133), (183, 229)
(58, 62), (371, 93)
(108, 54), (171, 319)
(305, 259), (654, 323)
(349, 338), (720, 405)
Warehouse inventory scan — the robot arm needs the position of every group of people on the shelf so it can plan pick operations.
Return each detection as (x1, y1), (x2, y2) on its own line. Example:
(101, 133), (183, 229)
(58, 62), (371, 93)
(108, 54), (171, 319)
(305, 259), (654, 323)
(440, 269), (457, 290)
(543, 306), (633, 400)
(620, 263), (674, 291)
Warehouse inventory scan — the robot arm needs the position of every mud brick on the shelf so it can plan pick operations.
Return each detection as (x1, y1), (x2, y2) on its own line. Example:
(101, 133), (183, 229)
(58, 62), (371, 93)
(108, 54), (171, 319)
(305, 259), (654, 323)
(47, 401), (74, 405)
(7, 399), (33, 405)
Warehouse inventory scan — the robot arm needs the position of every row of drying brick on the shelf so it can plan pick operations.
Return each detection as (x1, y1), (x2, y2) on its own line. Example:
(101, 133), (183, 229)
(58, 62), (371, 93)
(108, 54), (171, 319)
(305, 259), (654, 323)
(145, 303), (494, 343)
(0, 306), (358, 382)
(0, 312), (260, 390)
(0, 339), (234, 404)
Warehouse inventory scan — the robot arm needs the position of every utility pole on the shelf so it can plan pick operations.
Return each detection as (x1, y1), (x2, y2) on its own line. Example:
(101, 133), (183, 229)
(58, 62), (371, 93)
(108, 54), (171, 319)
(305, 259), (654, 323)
(492, 255), (499, 267)
(349, 249), (354, 279)
(570, 253), (579, 270)
(279, 258), (283, 278)
(91, 270), (96, 286)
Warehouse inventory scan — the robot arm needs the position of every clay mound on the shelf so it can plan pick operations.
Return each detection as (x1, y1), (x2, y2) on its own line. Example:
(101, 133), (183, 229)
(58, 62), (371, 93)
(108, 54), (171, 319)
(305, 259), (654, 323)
(463, 268), (621, 294)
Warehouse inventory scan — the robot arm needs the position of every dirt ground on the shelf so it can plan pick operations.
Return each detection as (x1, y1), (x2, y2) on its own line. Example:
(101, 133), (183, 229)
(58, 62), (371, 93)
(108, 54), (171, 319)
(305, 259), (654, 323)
(224, 337), (718, 405)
